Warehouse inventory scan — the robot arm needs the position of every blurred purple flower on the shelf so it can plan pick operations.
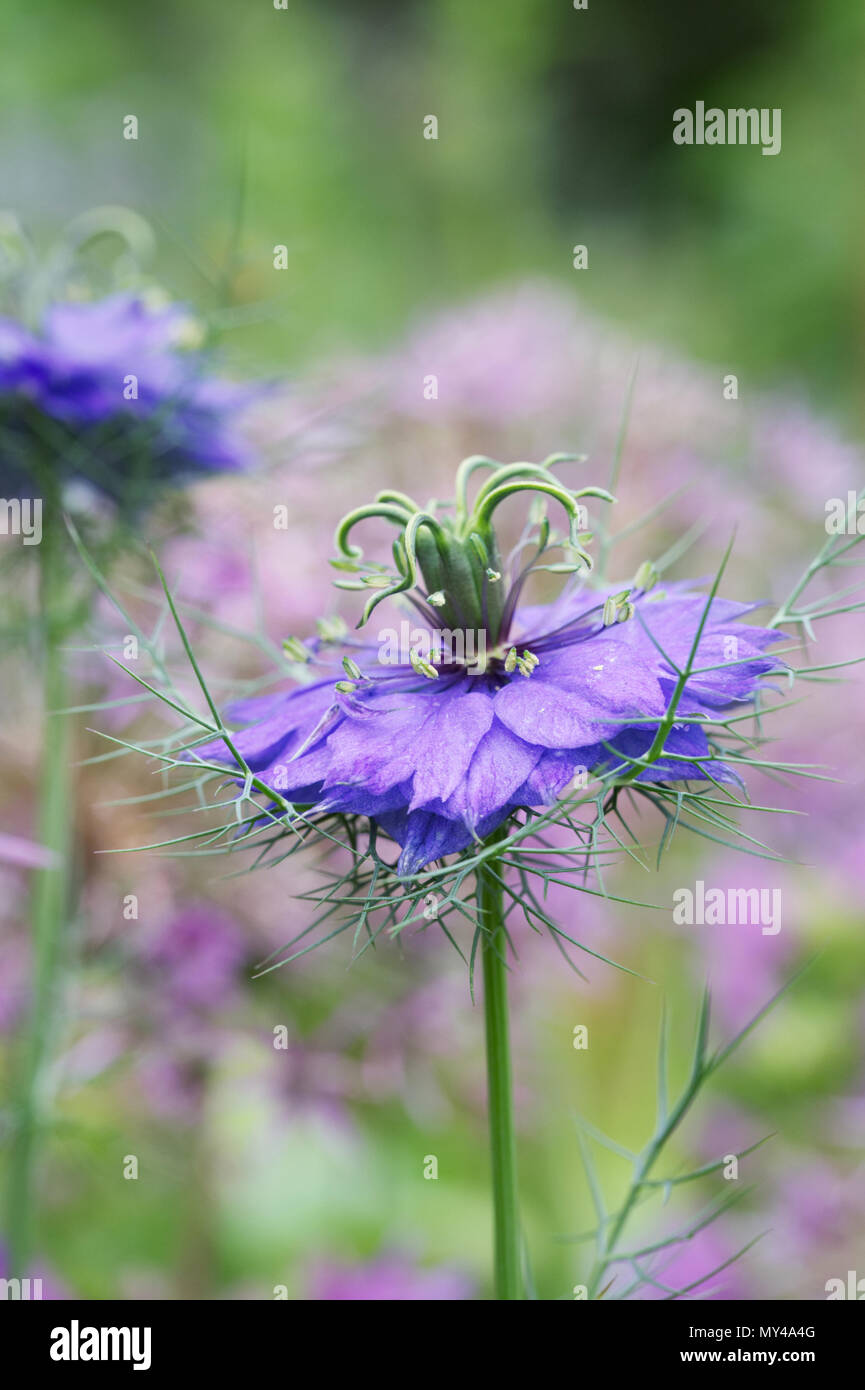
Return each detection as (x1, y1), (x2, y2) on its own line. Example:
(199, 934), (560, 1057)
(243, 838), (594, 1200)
(377, 284), (865, 543)
(140, 902), (246, 1015)
(671, 857), (799, 1033)
(825, 1088), (865, 1149)
(0, 1243), (69, 1299)
(0, 293), (255, 503)
(267, 1036), (358, 1131)
(386, 284), (589, 425)
(0, 831), (58, 869)
(128, 903), (246, 1121)
(0, 856), (31, 1034)
(134, 1046), (211, 1124)
(632, 1224), (750, 1300)
(0, 933), (29, 1035)
(767, 1161), (865, 1265)
(308, 1253), (473, 1301)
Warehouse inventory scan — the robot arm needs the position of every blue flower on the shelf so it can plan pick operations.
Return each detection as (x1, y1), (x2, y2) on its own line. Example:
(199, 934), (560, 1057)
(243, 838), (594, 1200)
(0, 293), (254, 503)
(194, 461), (786, 877)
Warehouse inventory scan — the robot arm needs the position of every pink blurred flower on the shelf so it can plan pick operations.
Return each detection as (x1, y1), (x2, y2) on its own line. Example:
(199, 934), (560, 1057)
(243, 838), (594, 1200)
(669, 857), (799, 1033)
(308, 1253), (473, 1301)
(766, 1161), (865, 1265)
(0, 932), (29, 1034)
(139, 902), (246, 1015)
(631, 1224), (751, 1300)
(0, 831), (58, 869)
(134, 1047), (211, 1124)
(0, 1243), (69, 1299)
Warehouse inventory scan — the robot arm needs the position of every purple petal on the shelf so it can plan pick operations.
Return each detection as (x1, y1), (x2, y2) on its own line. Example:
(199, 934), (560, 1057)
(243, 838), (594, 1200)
(378, 806), (508, 877)
(511, 745), (602, 804)
(439, 719), (541, 826)
(322, 690), (439, 795)
(407, 687), (494, 810)
(495, 639), (665, 748)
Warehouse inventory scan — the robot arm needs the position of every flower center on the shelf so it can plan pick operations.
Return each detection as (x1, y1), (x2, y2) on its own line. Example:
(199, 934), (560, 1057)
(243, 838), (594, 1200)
(328, 455), (616, 659)
(414, 526), (506, 643)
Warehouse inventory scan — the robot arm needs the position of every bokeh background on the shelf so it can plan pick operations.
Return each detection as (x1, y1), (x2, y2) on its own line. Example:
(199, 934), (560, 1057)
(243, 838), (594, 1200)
(1, 0), (864, 1299)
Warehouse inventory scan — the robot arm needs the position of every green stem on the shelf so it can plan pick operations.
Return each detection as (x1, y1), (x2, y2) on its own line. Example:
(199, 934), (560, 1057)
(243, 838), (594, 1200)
(6, 504), (72, 1278)
(478, 841), (522, 1300)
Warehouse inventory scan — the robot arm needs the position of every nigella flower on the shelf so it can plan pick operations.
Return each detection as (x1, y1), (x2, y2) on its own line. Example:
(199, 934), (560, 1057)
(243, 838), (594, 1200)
(0, 292), (254, 506)
(0, 286), (258, 1290)
(193, 456), (786, 877)
(111, 452), (859, 1303)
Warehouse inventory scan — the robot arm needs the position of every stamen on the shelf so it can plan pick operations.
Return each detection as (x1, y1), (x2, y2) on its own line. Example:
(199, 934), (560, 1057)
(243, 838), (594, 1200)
(316, 616), (348, 643)
(283, 636), (311, 663)
(603, 590), (633, 626)
(516, 649), (539, 677)
(410, 648), (439, 680)
(633, 559), (658, 592)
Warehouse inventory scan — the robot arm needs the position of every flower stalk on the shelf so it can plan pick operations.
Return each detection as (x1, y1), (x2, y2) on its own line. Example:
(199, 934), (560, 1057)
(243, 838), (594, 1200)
(6, 495), (73, 1279)
(478, 833), (523, 1300)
